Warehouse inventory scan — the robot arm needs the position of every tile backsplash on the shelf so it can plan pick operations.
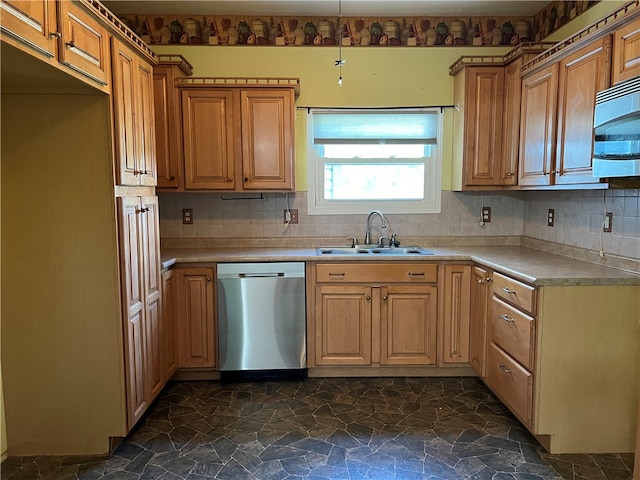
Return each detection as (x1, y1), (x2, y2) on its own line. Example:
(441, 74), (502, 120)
(159, 188), (640, 264)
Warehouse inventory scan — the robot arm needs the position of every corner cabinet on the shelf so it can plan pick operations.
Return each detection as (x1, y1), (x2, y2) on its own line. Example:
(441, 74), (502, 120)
(612, 15), (640, 85)
(519, 36), (611, 187)
(180, 85), (295, 192)
(309, 263), (438, 368)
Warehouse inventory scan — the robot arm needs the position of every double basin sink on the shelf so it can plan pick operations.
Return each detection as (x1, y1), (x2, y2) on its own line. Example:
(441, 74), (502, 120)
(316, 246), (433, 256)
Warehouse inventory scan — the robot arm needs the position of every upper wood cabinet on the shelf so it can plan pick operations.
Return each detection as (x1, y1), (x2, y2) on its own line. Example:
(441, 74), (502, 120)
(1, 0), (110, 91)
(112, 38), (157, 187)
(520, 36), (611, 187)
(180, 85), (296, 192)
(154, 55), (192, 189)
(612, 16), (640, 85)
(501, 58), (525, 185)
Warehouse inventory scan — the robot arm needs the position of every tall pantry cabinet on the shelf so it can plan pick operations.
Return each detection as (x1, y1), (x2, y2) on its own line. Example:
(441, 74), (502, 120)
(1, 0), (162, 456)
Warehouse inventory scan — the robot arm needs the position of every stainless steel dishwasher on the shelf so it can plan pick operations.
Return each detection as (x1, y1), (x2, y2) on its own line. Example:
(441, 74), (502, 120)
(216, 262), (306, 381)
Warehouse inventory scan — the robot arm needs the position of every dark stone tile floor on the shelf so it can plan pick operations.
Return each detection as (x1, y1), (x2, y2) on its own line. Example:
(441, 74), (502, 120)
(1, 377), (634, 479)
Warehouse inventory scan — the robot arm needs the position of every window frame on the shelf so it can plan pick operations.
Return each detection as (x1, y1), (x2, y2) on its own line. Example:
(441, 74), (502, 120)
(307, 108), (442, 215)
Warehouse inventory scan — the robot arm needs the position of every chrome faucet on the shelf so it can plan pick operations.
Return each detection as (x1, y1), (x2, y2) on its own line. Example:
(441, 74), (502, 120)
(364, 210), (387, 245)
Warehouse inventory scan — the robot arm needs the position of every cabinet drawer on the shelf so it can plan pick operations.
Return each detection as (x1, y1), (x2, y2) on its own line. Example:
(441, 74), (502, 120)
(492, 272), (535, 314)
(486, 342), (533, 427)
(490, 296), (535, 371)
(315, 263), (437, 284)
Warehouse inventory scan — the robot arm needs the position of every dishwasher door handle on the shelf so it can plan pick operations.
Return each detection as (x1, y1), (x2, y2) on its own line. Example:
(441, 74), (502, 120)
(238, 272), (285, 278)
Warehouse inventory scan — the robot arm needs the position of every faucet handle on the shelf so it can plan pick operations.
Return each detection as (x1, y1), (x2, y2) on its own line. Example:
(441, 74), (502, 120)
(347, 236), (357, 248)
(378, 236), (391, 247)
(390, 233), (401, 248)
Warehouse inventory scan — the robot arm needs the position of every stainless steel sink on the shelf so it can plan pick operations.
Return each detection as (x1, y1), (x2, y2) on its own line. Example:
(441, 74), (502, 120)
(316, 246), (433, 256)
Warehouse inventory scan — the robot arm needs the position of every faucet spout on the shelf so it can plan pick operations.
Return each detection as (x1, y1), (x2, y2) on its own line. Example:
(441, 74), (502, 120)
(364, 210), (387, 245)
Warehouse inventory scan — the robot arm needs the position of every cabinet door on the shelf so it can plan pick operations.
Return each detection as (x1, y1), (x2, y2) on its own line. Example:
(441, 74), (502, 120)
(182, 89), (237, 190)
(555, 36), (610, 185)
(140, 196), (163, 400)
(612, 17), (640, 85)
(112, 39), (139, 186)
(0, 0), (57, 59)
(136, 59), (157, 186)
(154, 66), (181, 188)
(380, 285), (437, 365)
(176, 268), (216, 368)
(470, 266), (489, 378)
(519, 64), (558, 186)
(57, 1), (109, 87)
(501, 58), (523, 185)
(463, 67), (505, 186)
(117, 197), (148, 429)
(315, 285), (372, 365)
(241, 89), (295, 191)
(441, 265), (471, 364)
(161, 269), (178, 381)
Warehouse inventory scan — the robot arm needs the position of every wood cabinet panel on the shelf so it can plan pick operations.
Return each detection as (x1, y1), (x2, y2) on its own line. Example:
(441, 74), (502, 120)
(58, 1), (109, 86)
(241, 89), (294, 190)
(315, 285), (372, 365)
(555, 36), (611, 185)
(176, 268), (216, 368)
(161, 269), (178, 381)
(470, 266), (489, 377)
(612, 17), (640, 85)
(0, 0), (57, 58)
(490, 296), (535, 371)
(441, 265), (471, 364)
(380, 285), (437, 365)
(501, 58), (523, 185)
(487, 342), (533, 427)
(519, 64), (558, 186)
(136, 60), (157, 186)
(182, 89), (237, 190)
(315, 263), (438, 284)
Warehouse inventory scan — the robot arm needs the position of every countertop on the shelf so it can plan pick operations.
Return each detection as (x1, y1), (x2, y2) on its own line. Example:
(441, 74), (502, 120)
(161, 245), (640, 286)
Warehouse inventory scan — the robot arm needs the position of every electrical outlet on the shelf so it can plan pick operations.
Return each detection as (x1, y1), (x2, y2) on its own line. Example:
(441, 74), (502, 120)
(182, 208), (193, 225)
(482, 206), (491, 223)
(603, 212), (613, 232)
(284, 209), (298, 224)
(547, 209), (555, 227)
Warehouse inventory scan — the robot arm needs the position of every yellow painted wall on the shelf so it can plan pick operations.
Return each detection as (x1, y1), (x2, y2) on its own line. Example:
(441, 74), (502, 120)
(0, 162), (5, 462)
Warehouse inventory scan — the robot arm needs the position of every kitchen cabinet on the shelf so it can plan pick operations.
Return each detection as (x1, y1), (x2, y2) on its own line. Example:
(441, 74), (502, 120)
(161, 268), (178, 381)
(180, 85), (295, 192)
(175, 267), (216, 369)
(439, 264), (471, 364)
(449, 44), (553, 191)
(117, 195), (163, 430)
(475, 266), (640, 453)
(112, 37), (156, 187)
(519, 36), (611, 187)
(469, 265), (490, 378)
(311, 263), (438, 367)
(1, 0), (110, 92)
(612, 16), (640, 85)
(154, 55), (192, 189)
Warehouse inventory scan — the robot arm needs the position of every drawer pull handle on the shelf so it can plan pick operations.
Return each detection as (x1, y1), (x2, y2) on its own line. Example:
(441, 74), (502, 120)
(500, 314), (514, 323)
(408, 272), (425, 277)
(499, 364), (512, 374)
(476, 279), (485, 284)
(486, 277), (493, 283)
(502, 287), (515, 294)
(328, 273), (345, 278)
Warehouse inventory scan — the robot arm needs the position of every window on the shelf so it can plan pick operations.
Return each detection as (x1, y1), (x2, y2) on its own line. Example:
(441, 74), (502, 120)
(307, 109), (442, 215)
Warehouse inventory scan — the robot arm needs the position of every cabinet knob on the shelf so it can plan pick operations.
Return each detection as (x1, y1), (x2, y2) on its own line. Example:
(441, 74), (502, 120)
(476, 279), (485, 284)
(133, 170), (140, 176)
(486, 277), (493, 283)
(169, 176), (176, 181)
(65, 41), (75, 48)
(505, 172), (513, 177)
(502, 287), (515, 294)
(228, 177), (233, 182)
(206, 276), (212, 282)
(499, 364), (512, 374)
(50, 32), (61, 39)
(366, 296), (371, 301)
(244, 177), (248, 182)
(382, 295), (388, 301)
(500, 314), (514, 323)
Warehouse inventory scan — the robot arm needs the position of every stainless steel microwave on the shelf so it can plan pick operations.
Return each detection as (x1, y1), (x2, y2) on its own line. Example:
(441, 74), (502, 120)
(592, 76), (640, 178)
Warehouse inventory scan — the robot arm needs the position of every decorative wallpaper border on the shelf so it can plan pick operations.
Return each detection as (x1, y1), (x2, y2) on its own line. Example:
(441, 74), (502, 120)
(117, 1), (600, 48)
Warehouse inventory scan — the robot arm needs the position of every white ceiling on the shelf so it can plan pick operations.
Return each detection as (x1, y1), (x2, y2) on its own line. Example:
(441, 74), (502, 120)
(101, 1), (551, 18)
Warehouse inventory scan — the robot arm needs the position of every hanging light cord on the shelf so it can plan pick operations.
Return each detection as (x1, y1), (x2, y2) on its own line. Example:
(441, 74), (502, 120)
(335, 0), (345, 86)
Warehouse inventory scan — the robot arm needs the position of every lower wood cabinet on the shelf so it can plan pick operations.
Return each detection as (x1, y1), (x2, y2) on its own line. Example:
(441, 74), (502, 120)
(469, 265), (490, 378)
(440, 264), (471, 365)
(310, 262), (439, 368)
(161, 268), (178, 381)
(175, 267), (217, 369)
